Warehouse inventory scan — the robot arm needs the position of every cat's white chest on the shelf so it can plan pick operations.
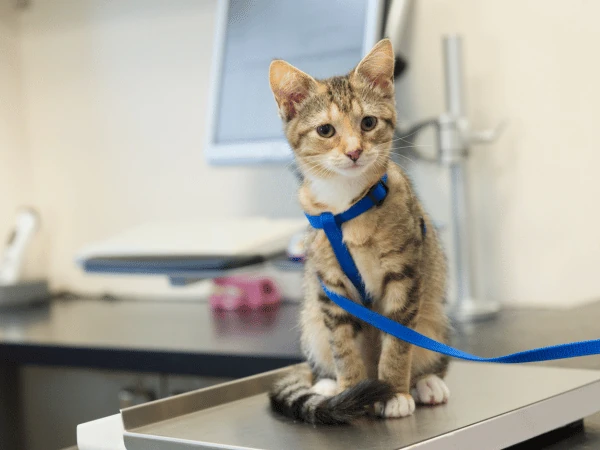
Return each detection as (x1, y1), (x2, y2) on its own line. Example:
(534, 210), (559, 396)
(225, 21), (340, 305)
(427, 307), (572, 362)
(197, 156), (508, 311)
(309, 177), (366, 213)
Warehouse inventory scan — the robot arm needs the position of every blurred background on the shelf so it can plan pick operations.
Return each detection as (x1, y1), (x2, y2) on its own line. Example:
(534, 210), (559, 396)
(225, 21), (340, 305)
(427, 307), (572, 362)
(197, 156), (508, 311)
(1, 0), (599, 449)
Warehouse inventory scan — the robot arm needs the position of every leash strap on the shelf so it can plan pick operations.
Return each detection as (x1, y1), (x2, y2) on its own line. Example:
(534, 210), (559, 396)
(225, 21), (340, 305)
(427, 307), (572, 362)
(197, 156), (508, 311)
(321, 282), (600, 363)
(305, 175), (388, 304)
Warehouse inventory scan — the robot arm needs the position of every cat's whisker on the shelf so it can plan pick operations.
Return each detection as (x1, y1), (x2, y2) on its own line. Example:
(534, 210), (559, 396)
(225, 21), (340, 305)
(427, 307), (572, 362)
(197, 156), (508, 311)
(302, 162), (334, 179)
(393, 128), (424, 143)
(388, 144), (432, 150)
(371, 136), (409, 146)
(385, 135), (419, 144)
(371, 142), (432, 152)
(394, 153), (417, 165)
(376, 130), (427, 146)
(388, 159), (408, 171)
(369, 140), (432, 155)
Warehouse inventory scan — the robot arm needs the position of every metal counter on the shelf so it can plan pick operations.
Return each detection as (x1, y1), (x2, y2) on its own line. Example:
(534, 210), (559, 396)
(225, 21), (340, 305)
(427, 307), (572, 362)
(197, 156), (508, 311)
(121, 362), (600, 449)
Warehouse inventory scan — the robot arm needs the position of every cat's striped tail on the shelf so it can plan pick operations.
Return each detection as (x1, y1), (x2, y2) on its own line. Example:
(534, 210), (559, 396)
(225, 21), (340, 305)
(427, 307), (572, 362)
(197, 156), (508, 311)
(269, 370), (394, 425)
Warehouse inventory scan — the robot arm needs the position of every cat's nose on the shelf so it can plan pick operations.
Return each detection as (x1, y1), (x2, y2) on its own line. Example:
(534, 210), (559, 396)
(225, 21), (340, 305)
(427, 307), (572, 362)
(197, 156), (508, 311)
(346, 149), (363, 162)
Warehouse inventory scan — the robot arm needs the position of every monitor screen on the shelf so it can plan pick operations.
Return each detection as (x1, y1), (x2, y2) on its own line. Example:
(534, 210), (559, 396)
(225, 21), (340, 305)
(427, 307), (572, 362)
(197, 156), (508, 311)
(206, 0), (383, 164)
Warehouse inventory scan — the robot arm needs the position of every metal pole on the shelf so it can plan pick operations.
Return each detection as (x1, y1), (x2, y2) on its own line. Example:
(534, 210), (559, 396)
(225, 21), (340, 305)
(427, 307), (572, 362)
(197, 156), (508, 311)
(450, 164), (473, 308)
(442, 35), (500, 322)
(444, 35), (465, 117)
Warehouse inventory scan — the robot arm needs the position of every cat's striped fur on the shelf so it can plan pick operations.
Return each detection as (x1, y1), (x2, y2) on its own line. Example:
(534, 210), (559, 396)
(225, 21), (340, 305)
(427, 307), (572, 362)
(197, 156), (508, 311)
(268, 39), (450, 425)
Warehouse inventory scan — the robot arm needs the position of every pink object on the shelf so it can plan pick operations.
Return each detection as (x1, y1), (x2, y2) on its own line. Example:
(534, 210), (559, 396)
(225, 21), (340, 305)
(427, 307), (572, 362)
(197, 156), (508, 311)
(209, 276), (281, 310)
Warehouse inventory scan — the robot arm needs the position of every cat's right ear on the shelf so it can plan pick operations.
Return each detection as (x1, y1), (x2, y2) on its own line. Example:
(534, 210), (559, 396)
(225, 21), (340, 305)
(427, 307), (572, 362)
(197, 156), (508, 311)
(269, 60), (317, 121)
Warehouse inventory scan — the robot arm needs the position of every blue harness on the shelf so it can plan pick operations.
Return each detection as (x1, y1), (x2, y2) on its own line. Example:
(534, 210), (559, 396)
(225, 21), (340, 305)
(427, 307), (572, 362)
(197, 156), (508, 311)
(305, 174), (600, 363)
(305, 175), (390, 305)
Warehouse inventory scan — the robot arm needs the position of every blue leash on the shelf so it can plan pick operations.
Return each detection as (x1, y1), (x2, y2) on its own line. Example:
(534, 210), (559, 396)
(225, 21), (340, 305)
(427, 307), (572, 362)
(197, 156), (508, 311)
(306, 174), (600, 363)
(321, 282), (600, 363)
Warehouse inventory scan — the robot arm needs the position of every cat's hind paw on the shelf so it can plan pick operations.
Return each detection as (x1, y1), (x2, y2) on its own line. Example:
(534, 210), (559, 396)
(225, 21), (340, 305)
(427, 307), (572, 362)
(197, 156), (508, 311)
(411, 374), (450, 405)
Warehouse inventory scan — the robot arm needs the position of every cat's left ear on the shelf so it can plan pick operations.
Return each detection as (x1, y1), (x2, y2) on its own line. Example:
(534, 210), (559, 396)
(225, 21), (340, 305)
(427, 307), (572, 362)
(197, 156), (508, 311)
(269, 60), (318, 121)
(353, 38), (395, 94)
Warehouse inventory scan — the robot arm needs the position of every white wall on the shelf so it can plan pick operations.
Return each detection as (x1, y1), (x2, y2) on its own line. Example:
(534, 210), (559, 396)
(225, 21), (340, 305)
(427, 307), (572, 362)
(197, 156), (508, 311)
(0, 0), (34, 278)
(397, 0), (600, 307)
(17, 0), (302, 298)
(5, 0), (600, 306)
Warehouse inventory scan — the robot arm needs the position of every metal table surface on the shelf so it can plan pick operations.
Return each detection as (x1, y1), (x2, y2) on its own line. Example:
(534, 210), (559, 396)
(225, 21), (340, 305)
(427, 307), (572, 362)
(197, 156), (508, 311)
(121, 362), (600, 450)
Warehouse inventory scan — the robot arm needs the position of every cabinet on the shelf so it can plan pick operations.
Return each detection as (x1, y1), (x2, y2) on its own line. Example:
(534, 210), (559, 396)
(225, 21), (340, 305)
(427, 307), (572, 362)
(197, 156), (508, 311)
(20, 366), (231, 450)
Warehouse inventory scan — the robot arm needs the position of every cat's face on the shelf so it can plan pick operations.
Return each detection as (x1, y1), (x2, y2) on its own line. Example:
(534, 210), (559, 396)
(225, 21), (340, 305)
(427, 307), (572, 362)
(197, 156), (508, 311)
(269, 39), (396, 180)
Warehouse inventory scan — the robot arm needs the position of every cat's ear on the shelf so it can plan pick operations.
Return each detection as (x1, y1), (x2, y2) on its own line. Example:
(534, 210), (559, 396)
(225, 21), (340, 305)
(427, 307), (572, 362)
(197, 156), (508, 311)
(353, 38), (395, 94)
(269, 60), (317, 121)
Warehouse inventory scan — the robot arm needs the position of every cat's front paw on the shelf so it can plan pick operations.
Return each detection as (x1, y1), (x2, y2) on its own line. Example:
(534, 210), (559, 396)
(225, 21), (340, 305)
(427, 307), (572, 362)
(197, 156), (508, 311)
(411, 375), (450, 405)
(310, 378), (339, 397)
(376, 393), (415, 418)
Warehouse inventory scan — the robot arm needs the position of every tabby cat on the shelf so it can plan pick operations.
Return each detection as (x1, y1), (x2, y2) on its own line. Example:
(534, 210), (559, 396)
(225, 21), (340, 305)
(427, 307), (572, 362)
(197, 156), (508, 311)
(268, 39), (450, 425)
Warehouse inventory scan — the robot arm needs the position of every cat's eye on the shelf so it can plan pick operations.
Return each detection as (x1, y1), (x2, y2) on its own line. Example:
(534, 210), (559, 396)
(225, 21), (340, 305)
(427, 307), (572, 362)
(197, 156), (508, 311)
(361, 116), (378, 131)
(316, 124), (335, 138)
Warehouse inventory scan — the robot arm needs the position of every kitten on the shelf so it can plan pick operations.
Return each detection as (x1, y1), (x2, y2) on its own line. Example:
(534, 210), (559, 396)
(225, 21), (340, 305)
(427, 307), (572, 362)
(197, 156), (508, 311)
(268, 39), (450, 425)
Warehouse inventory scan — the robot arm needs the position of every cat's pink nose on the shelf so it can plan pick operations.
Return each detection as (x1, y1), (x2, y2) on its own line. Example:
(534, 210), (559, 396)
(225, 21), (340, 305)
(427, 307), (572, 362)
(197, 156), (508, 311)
(346, 149), (363, 162)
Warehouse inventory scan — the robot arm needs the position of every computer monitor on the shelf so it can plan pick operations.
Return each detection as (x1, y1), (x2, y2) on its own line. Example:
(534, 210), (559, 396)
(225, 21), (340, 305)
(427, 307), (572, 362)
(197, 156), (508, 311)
(204, 0), (386, 165)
